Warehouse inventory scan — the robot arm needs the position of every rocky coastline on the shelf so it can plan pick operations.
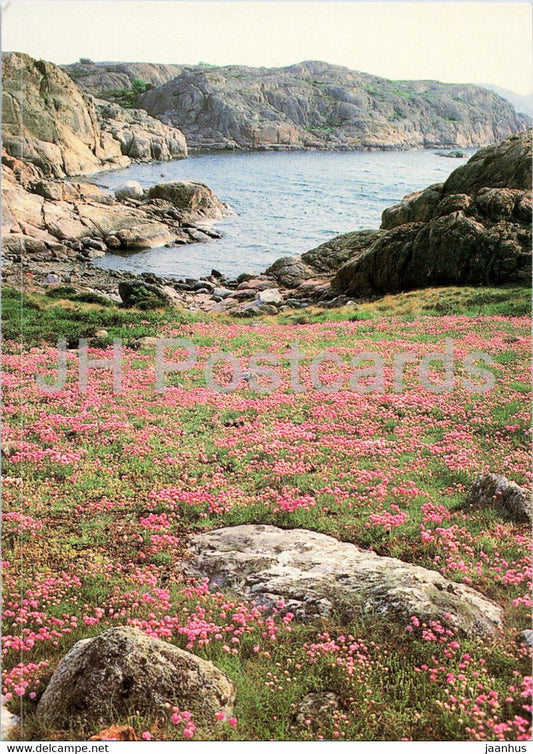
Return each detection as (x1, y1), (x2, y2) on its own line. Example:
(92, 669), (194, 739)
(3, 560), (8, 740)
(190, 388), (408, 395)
(2, 52), (531, 317)
(4, 131), (531, 318)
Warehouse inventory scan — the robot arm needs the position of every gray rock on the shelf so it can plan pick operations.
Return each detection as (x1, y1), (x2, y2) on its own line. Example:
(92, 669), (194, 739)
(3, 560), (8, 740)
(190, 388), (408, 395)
(36, 627), (235, 728)
(302, 230), (383, 273)
(256, 288), (282, 304)
(193, 280), (215, 292)
(115, 181), (144, 201)
(2, 234), (48, 255)
(520, 629), (533, 646)
(212, 287), (233, 299)
(182, 525), (503, 637)
(266, 256), (314, 288)
(1, 698), (19, 739)
(118, 280), (172, 309)
(83, 247), (105, 259)
(105, 235), (121, 249)
(148, 181), (229, 220)
(291, 692), (342, 735)
(466, 473), (531, 524)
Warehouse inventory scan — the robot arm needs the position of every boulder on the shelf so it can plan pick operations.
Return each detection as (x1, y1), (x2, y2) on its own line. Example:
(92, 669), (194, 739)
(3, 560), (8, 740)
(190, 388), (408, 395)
(291, 692), (342, 735)
(148, 181), (228, 220)
(115, 181), (144, 201)
(333, 224), (422, 297)
(266, 256), (315, 288)
(443, 131), (532, 194)
(2, 234), (48, 255)
(381, 184), (443, 229)
(119, 280), (173, 309)
(1, 698), (20, 739)
(466, 473), (531, 524)
(212, 287), (233, 299)
(521, 630), (533, 647)
(183, 525), (503, 637)
(116, 223), (172, 250)
(256, 288), (282, 305)
(36, 627), (235, 728)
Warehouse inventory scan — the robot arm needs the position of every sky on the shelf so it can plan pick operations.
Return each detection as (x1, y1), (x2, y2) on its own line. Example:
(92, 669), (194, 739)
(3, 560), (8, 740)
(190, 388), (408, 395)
(2, 1), (532, 95)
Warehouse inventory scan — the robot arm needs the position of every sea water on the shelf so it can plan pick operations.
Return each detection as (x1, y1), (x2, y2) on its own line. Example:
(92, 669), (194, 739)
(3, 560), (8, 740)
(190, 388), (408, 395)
(92, 148), (474, 280)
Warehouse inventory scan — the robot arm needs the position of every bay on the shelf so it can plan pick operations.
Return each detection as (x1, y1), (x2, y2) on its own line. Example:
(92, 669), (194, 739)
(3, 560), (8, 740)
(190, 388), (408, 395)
(92, 148), (475, 280)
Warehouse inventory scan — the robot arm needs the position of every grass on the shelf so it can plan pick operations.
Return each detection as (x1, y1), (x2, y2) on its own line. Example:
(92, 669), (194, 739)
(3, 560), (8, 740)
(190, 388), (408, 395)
(2, 283), (531, 741)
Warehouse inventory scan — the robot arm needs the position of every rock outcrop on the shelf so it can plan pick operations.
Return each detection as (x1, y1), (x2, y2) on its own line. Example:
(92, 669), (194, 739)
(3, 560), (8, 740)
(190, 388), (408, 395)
(2, 150), (230, 263)
(332, 131), (532, 296)
(2, 52), (187, 178)
(183, 525), (503, 637)
(2, 52), (126, 177)
(466, 473), (531, 524)
(37, 627), (235, 728)
(96, 100), (187, 162)
(301, 230), (383, 274)
(137, 61), (530, 151)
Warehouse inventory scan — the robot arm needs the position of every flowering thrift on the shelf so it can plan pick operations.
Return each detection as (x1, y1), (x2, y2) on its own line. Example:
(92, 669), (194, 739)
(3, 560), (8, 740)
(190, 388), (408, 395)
(2, 304), (531, 741)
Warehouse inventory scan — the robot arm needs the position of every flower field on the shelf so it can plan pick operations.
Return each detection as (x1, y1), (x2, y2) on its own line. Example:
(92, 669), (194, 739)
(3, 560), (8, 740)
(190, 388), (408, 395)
(2, 285), (531, 741)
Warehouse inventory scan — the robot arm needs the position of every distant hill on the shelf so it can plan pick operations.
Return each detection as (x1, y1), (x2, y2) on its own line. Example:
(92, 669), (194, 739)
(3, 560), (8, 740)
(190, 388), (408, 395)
(138, 61), (531, 151)
(478, 83), (533, 117)
(62, 59), (531, 152)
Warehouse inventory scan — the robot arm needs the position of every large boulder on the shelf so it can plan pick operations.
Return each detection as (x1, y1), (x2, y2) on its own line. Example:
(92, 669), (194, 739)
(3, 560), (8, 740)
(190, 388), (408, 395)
(37, 627), (235, 728)
(183, 525), (503, 638)
(266, 256), (315, 288)
(381, 184), (444, 229)
(118, 280), (173, 309)
(1, 698), (19, 739)
(115, 181), (144, 201)
(148, 180), (229, 220)
(466, 473), (531, 524)
(333, 130), (532, 296)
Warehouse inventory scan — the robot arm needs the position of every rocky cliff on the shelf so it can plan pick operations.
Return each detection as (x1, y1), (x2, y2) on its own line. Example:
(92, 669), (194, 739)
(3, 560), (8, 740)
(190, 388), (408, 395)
(332, 130), (532, 296)
(2, 52), (187, 178)
(136, 60), (530, 151)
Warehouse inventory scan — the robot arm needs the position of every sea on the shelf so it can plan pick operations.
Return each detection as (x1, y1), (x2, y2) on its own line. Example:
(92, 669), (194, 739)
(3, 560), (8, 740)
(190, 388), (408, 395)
(91, 148), (475, 280)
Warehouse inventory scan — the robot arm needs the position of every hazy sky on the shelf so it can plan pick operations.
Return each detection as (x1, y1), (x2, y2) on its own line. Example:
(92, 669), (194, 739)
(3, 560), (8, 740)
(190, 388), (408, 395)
(2, 1), (532, 94)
